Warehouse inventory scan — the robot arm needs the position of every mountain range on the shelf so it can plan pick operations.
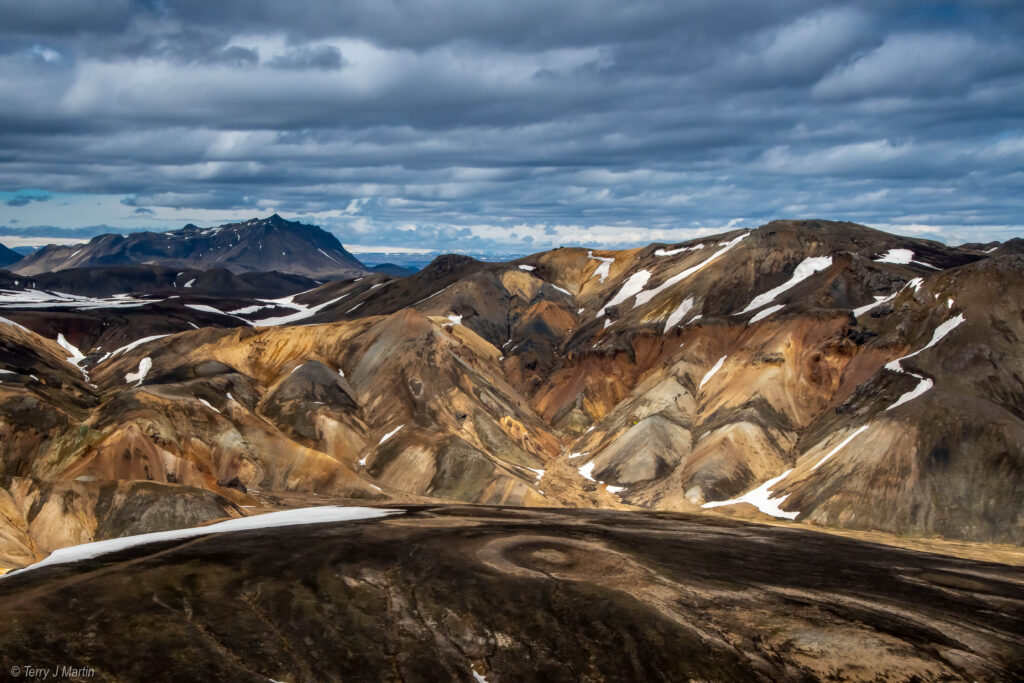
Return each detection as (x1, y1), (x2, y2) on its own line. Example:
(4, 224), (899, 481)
(2, 215), (1022, 679)
(9, 214), (366, 279)
(0, 216), (1021, 577)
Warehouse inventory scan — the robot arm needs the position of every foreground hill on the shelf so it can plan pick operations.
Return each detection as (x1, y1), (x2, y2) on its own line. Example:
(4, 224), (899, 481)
(0, 218), (1021, 570)
(10, 214), (366, 279)
(0, 506), (1020, 681)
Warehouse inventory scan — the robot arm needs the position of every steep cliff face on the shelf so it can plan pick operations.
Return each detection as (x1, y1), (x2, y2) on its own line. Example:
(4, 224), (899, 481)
(0, 219), (1020, 568)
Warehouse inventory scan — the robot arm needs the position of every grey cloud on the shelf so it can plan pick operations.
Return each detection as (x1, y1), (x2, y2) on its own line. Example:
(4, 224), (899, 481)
(6, 193), (51, 206)
(266, 44), (344, 70)
(0, 1), (1022, 250)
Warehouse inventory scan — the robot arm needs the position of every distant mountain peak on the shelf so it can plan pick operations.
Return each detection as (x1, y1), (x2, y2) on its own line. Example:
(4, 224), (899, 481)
(11, 215), (366, 279)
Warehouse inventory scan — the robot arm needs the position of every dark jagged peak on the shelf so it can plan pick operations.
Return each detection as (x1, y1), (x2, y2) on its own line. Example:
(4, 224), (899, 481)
(10, 215), (367, 279)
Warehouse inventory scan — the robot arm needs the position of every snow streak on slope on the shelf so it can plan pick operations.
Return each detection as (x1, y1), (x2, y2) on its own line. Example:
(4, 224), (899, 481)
(56, 333), (91, 381)
(4, 506), (401, 577)
(702, 470), (799, 519)
(587, 251), (614, 282)
(699, 355), (727, 390)
(748, 304), (785, 324)
(250, 293), (350, 327)
(885, 314), (966, 372)
(379, 425), (404, 444)
(0, 316), (31, 333)
(99, 334), (170, 363)
(882, 313), (966, 410)
(888, 377), (934, 411)
(664, 296), (694, 331)
(810, 424), (871, 471)
(852, 278), (922, 318)
(739, 256), (832, 314)
(0, 289), (155, 310)
(654, 243), (704, 256)
(596, 270), (651, 318)
(633, 233), (749, 308)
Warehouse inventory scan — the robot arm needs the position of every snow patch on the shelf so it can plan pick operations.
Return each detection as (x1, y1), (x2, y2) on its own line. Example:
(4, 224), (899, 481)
(739, 256), (832, 314)
(578, 461), (597, 481)
(379, 425), (403, 445)
(702, 470), (799, 519)
(881, 313), (965, 410)
(3, 506), (401, 577)
(197, 398), (221, 414)
(517, 264), (535, 271)
(56, 333), (85, 365)
(875, 248), (914, 264)
(587, 251), (615, 282)
(655, 243), (704, 256)
(548, 283), (572, 297)
(852, 278), (922, 317)
(699, 355), (727, 390)
(102, 334), (169, 363)
(597, 270), (650, 317)
(0, 316), (31, 333)
(874, 248), (938, 269)
(633, 232), (749, 308)
(748, 303), (785, 324)
(664, 296), (695, 331)
(810, 424), (871, 471)
(887, 374), (934, 411)
(884, 314), (966, 372)
(125, 357), (152, 386)
(250, 293), (350, 327)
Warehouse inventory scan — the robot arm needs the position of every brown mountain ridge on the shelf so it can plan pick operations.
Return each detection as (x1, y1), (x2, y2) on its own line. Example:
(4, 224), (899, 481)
(0, 218), (1021, 572)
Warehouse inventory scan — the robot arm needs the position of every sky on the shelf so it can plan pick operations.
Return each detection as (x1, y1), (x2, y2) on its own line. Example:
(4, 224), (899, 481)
(1, 1), (1022, 253)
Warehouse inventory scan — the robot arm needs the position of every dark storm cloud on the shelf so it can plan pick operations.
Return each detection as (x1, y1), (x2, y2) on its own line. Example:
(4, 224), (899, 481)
(0, 0), (1022, 250)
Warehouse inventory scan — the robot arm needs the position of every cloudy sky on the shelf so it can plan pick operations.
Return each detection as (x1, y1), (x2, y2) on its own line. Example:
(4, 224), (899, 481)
(1, 1), (1022, 253)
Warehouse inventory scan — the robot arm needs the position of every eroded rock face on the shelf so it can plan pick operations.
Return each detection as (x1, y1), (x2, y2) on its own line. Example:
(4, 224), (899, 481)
(0, 507), (1020, 681)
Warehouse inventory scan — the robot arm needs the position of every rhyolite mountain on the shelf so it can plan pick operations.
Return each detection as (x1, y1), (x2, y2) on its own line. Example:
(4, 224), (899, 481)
(9, 214), (366, 279)
(1, 219), (1022, 575)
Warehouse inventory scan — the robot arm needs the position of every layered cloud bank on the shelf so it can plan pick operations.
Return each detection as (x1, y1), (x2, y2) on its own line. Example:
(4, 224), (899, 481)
(1, 1), (1023, 251)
